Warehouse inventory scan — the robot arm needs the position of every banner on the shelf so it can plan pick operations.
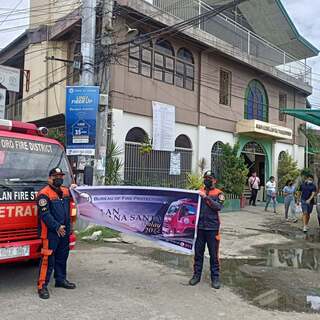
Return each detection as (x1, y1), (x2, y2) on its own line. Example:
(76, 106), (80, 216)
(65, 86), (99, 156)
(152, 101), (175, 151)
(72, 186), (200, 254)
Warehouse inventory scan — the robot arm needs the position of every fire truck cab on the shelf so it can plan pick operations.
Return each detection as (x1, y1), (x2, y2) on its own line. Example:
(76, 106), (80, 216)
(162, 198), (197, 237)
(0, 120), (76, 264)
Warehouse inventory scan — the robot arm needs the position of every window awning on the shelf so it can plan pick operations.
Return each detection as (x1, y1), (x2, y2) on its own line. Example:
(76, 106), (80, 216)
(281, 109), (320, 126)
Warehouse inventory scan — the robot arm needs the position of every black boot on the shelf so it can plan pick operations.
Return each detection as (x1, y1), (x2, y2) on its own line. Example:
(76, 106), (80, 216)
(55, 279), (76, 289)
(38, 287), (50, 299)
(211, 278), (221, 289)
(189, 275), (201, 286)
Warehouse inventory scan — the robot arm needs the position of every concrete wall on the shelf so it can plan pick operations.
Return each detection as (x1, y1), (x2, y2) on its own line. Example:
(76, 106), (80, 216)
(112, 108), (235, 177)
(30, 0), (79, 27)
(22, 41), (68, 122)
(110, 27), (307, 147)
(199, 52), (307, 146)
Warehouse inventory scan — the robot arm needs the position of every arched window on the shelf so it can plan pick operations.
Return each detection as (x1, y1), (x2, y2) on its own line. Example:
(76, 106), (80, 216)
(175, 134), (192, 149)
(244, 80), (269, 122)
(154, 39), (174, 84)
(211, 141), (224, 180)
(177, 48), (194, 64)
(278, 151), (286, 161)
(176, 48), (194, 91)
(125, 127), (148, 143)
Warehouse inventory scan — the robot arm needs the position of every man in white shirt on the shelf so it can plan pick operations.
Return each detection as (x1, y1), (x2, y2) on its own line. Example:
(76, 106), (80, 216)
(248, 172), (260, 206)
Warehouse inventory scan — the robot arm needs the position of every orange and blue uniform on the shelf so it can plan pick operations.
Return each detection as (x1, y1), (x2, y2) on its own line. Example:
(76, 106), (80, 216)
(193, 187), (224, 282)
(37, 185), (71, 290)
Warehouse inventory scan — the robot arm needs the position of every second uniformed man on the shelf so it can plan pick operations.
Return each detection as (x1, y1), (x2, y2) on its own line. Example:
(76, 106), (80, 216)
(189, 171), (224, 289)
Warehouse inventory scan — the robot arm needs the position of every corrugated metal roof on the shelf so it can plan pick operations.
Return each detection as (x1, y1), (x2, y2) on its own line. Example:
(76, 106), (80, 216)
(237, 0), (318, 59)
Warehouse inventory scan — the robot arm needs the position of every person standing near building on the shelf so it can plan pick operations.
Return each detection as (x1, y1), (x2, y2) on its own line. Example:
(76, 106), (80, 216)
(299, 174), (316, 233)
(283, 180), (298, 223)
(265, 176), (277, 213)
(189, 171), (224, 289)
(248, 172), (260, 206)
(37, 168), (76, 299)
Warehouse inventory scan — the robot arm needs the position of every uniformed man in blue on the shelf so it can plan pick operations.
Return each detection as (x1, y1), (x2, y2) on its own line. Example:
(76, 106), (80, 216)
(189, 171), (224, 289)
(37, 167), (76, 299)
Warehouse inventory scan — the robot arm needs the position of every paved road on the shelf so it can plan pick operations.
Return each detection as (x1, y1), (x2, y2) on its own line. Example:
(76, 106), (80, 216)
(1, 206), (320, 320)
(0, 241), (319, 320)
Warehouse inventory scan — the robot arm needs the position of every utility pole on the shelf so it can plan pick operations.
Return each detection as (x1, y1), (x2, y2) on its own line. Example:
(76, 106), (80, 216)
(93, 0), (113, 185)
(80, 0), (96, 85)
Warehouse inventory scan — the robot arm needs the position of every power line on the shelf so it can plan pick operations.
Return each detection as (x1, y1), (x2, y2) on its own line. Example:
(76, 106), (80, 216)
(0, 0), (24, 26)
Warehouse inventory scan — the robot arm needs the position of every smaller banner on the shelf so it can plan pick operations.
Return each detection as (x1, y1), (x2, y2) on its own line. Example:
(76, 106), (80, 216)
(65, 86), (99, 156)
(152, 101), (175, 151)
(72, 186), (200, 254)
(169, 152), (181, 175)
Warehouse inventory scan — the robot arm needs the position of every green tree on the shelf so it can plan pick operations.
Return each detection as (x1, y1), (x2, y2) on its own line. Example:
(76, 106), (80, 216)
(47, 127), (65, 146)
(104, 141), (123, 185)
(299, 125), (320, 187)
(277, 151), (300, 191)
(185, 172), (203, 190)
(219, 143), (248, 196)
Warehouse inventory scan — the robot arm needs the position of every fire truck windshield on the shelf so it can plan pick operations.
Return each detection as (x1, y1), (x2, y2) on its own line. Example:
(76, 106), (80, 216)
(0, 137), (72, 186)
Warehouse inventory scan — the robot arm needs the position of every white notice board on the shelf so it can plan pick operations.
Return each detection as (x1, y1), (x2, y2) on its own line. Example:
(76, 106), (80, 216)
(152, 101), (175, 151)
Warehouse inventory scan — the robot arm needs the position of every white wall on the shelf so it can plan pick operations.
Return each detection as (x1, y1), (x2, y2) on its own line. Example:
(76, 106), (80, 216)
(198, 126), (234, 172)
(112, 108), (235, 177)
(273, 142), (305, 177)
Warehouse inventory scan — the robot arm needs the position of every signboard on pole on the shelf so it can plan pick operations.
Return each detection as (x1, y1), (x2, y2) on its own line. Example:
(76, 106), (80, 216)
(152, 101), (175, 151)
(65, 86), (99, 156)
(0, 65), (20, 93)
(0, 89), (6, 119)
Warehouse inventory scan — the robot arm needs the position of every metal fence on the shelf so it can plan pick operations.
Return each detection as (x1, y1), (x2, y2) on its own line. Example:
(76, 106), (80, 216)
(124, 142), (192, 188)
(151, 0), (311, 85)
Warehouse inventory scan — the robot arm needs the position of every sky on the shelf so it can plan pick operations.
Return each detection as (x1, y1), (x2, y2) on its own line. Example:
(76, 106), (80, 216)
(0, 0), (320, 106)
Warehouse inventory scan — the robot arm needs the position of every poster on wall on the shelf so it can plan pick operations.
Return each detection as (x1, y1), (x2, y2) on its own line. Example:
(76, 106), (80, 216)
(169, 152), (181, 175)
(65, 86), (99, 156)
(71, 186), (200, 254)
(152, 101), (175, 151)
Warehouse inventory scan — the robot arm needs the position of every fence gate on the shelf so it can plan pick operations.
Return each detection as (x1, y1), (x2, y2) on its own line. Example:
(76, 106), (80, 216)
(124, 142), (192, 188)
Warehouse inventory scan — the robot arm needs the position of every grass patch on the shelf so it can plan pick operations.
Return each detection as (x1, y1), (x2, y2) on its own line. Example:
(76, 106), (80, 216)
(77, 225), (120, 240)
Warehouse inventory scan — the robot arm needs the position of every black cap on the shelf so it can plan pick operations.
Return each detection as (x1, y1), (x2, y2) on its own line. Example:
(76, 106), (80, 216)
(203, 170), (216, 179)
(49, 167), (65, 176)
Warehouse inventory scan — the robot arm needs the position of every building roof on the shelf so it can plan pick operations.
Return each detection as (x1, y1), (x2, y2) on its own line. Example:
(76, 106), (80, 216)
(237, 0), (319, 59)
(0, 26), (48, 66)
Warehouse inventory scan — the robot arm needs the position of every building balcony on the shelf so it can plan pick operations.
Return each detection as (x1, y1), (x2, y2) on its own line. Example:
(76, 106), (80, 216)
(118, 0), (314, 94)
(236, 119), (293, 140)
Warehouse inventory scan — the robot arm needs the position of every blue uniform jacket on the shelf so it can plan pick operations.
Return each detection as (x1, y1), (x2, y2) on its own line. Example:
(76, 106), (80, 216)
(37, 185), (71, 240)
(197, 187), (224, 231)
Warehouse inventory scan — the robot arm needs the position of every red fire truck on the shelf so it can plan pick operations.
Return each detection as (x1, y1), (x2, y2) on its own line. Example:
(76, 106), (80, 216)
(0, 119), (76, 264)
(162, 199), (197, 237)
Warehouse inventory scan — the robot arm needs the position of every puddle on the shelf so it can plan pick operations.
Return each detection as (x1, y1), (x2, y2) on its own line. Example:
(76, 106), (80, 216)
(125, 245), (320, 314)
(264, 247), (320, 271)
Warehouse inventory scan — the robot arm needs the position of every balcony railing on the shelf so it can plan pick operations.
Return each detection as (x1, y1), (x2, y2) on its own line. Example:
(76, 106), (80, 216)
(148, 0), (312, 86)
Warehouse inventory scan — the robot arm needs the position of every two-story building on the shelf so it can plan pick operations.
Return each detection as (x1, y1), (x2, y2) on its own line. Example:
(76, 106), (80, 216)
(0, 0), (318, 188)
